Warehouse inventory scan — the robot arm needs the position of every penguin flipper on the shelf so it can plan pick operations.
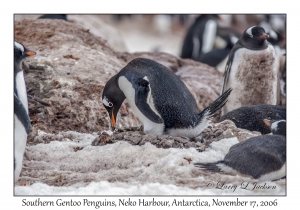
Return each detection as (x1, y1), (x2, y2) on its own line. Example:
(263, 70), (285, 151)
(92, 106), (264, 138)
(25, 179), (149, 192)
(14, 94), (31, 134)
(134, 78), (164, 124)
(221, 42), (244, 94)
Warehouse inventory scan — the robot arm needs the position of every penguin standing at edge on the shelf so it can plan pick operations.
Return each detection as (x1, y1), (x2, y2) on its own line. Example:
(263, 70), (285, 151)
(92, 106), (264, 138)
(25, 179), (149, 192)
(194, 119), (286, 181)
(102, 58), (232, 138)
(14, 41), (36, 181)
(180, 14), (220, 60)
(221, 26), (279, 114)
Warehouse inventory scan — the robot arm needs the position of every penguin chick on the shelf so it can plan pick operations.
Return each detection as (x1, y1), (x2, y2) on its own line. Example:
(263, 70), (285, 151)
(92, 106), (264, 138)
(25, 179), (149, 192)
(14, 41), (36, 182)
(221, 26), (279, 114)
(194, 119), (286, 181)
(102, 58), (232, 138)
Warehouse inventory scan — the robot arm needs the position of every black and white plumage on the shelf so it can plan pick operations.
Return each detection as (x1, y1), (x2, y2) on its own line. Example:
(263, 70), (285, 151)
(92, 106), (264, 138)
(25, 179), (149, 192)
(194, 119), (286, 181)
(180, 15), (219, 60)
(102, 58), (232, 138)
(221, 26), (279, 114)
(14, 41), (36, 181)
(219, 104), (286, 134)
(198, 32), (239, 70)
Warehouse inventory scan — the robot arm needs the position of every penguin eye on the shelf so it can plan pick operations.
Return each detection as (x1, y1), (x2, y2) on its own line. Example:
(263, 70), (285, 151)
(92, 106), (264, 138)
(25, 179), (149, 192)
(102, 96), (113, 107)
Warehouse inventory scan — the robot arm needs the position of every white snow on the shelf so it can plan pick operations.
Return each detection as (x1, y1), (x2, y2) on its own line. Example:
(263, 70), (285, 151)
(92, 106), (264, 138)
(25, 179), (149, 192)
(15, 131), (285, 195)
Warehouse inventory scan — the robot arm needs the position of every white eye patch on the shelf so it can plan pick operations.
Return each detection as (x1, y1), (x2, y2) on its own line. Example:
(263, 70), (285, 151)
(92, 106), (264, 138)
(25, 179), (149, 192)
(102, 96), (113, 107)
(14, 41), (25, 53)
(271, 120), (285, 132)
(246, 26), (255, 38)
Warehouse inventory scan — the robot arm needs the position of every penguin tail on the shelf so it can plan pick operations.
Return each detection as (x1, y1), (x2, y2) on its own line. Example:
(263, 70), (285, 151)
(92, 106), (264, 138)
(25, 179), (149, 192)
(201, 88), (232, 119)
(194, 161), (223, 172)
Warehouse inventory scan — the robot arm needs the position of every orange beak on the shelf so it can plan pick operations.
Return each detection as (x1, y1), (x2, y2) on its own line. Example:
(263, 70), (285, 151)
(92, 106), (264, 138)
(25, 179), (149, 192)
(263, 119), (271, 127)
(111, 110), (116, 129)
(259, 33), (270, 39)
(26, 51), (36, 56)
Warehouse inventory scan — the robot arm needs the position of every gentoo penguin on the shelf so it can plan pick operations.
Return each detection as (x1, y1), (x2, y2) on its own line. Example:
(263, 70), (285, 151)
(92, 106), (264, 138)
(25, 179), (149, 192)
(219, 104), (286, 134)
(221, 26), (279, 114)
(14, 41), (36, 181)
(38, 14), (67, 21)
(198, 33), (238, 69)
(102, 58), (232, 138)
(194, 119), (286, 181)
(180, 15), (219, 60)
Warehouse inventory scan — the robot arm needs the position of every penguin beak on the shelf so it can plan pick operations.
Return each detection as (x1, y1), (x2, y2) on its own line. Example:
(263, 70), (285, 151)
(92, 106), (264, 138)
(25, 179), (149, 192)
(26, 51), (36, 56)
(263, 119), (271, 127)
(259, 33), (270, 39)
(110, 110), (116, 131)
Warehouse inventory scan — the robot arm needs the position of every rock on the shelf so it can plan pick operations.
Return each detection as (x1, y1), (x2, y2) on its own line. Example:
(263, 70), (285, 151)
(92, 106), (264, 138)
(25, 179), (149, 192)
(14, 19), (139, 143)
(197, 120), (262, 144)
(161, 139), (174, 148)
(67, 15), (128, 53)
(91, 132), (112, 146)
(124, 131), (143, 145)
(174, 136), (190, 145)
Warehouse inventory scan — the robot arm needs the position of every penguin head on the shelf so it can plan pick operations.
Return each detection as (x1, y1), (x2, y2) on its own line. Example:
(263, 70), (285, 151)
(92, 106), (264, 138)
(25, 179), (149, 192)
(241, 26), (270, 48)
(102, 75), (126, 131)
(14, 41), (36, 65)
(263, 119), (286, 136)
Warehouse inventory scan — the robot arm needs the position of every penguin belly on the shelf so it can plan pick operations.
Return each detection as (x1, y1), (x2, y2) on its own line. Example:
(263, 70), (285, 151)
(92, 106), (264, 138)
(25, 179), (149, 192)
(201, 19), (217, 54)
(15, 71), (28, 111)
(167, 120), (210, 138)
(210, 161), (285, 181)
(14, 115), (28, 181)
(224, 45), (277, 113)
(258, 163), (286, 181)
(118, 76), (165, 135)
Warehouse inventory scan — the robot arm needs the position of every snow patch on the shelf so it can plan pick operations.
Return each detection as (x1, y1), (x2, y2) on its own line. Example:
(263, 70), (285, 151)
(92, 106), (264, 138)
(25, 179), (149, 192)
(15, 132), (285, 195)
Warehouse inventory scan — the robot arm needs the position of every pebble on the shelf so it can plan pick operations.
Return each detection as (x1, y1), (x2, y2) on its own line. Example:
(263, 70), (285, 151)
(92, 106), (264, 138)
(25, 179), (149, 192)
(91, 120), (261, 151)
